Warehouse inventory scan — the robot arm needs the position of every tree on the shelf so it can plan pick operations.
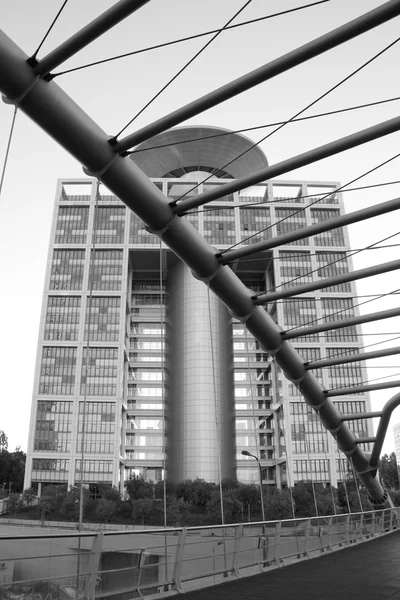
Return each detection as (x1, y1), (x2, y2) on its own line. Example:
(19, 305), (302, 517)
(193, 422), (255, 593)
(60, 487), (89, 522)
(165, 494), (188, 526)
(131, 498), (154, 524)
(125, 475), (154, 501)
(206, 490), (243, 523)
(0, 431), (8, 452)
(292, 482), (317, 517)
(22, 487), (37, 507)
(379, 453), (400, 490)
(96, 498), (117, 523)
(7, 493), (22, 515)
(175, 479), (216, 509)
(0, 442), (26, 493)
(264, 489), (293, 521)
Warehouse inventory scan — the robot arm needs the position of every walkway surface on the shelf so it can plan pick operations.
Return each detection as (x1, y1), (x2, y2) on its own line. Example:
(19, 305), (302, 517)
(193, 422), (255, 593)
(181, 530), (400, 599)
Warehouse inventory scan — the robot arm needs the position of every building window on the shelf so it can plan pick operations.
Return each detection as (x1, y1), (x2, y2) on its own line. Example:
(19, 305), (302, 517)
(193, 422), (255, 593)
(91, 249), (124, 291)
(32, 458), (70, 481)
(85, 296), (121, 341)
(321, 298), (358, 342)
(239, 207), (271, 244)
(55, 206), (89, 244)
(81, 347), (119, 396)
(282, 298), (318, 342)
(39, 347), (77, 395)
(316, 252), (351, 292)
(50, 250), (85, 291)
(44, 296), (81, 341)
(77, 402), (115, 453)
(279, 251), (312, 287)
(294, 459), (330, 481)
(310, 208), (345, 246)
(34, 401), (72, 452)
(275, 208), (308, 246)
(204, 207), (236, 245)
(94, 206), (126, 244)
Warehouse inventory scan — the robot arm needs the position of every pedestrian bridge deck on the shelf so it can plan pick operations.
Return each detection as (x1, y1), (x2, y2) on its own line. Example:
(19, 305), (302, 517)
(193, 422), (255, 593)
(182, 530), (400, 600)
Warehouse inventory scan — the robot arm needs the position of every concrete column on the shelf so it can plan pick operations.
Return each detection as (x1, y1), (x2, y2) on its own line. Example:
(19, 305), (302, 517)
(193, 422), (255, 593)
(166, 262), (236, 483)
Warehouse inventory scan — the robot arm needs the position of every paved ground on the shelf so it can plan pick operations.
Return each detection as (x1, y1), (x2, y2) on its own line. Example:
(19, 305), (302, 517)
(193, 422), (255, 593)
(180, 530), (400, 599)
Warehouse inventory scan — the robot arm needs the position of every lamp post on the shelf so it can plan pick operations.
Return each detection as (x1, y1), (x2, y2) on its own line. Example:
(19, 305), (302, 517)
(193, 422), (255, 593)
(241, 450), (268, 567)
(241, 451), (265, 522)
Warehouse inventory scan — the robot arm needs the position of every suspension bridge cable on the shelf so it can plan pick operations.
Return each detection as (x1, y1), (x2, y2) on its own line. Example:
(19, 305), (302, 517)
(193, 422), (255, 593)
(173, 34), (400, 204)
(305, 426), (319, 517)
(52, 1), (331, 77)
(30, 0), (69, 61)
(207, 285), (225, 527)
(191, 179), (400, 215)
(337, 449), (351, 513)
(0, 106), (17, 199)
(159, 239), (167, 529)
(129, 96), (400, 156)
(266, 232), (400, 302)
(349, 458), (364, 513)
(282, 282), (400, 334)
(244, 327), (262, 470)
(261, 231), (400, 296)
(231, 245), (400, 266)
(113, 0), (255, 138)
(328, 371), (400, 391)
(79, 180), (100, 532)
(222, 151), (400, 254)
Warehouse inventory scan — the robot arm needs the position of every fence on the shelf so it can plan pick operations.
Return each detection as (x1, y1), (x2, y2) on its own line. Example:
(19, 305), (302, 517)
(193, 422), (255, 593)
(0, 508), (399, 599)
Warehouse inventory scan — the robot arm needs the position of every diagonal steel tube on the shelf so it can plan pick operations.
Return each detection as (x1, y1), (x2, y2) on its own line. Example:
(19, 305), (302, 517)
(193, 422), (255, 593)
(326, 381), (400, 396)
(306, 346), (400, 369)
(114, 0), (400, 151)
(342, 412), (383, 421)
(0, 30), (389, 506)
(172, 116), (400, 213)
(33, 0), (151, 77)
(282, 307), (400, 340)
(219, 196), (400, 263)
(256, 260), (400, 303)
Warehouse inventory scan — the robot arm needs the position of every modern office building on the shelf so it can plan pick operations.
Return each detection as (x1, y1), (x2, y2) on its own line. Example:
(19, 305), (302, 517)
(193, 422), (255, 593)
(24, 126), (373, 495)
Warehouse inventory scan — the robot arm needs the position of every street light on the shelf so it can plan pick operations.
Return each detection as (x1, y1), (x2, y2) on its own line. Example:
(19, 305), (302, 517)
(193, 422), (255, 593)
(241, 450), (265, 522)
(241, 450), (269, 567)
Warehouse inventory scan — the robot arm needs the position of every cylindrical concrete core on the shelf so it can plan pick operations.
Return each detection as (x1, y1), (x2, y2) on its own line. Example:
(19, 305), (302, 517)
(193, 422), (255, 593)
(166, 262), (236, 483)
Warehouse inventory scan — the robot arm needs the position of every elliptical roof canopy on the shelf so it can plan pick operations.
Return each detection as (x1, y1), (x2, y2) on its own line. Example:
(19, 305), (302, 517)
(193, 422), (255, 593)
(130, 125), (268, 179)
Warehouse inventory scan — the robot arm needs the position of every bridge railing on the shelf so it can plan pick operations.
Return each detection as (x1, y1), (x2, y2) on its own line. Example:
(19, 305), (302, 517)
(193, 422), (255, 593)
(1, 508), (399, 598)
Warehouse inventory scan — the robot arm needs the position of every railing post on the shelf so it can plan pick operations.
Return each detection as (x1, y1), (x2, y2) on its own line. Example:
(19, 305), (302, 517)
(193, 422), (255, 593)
(303, 519), (311, 558)
(137, 549), (150, 598)
(172, 528), (187, 593)
(344, 513), (351, 546)
(326, 516), (333, 552)
(271, 521), (282, 566)
(231, 524), (243, 578)
(83, 531), (104, 600)
(359, 512), (364, 542)
(371, 510), (376, 537)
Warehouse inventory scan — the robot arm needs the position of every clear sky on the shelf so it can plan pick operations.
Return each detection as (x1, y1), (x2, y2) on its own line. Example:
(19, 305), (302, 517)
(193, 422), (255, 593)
(0, 0), (399, 453)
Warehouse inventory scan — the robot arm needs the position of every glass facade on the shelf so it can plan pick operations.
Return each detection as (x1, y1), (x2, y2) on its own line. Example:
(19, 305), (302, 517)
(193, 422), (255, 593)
(50, 250), (85, 290)
(94, 206), (126, 244)
(34, 401), (72, 452)
(55, 206), (89, 244)
(84, 296), (121, 342)
(39, 347), (77, 395)
(80, 347), (119, 396)
(45, 296), (81, 341)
